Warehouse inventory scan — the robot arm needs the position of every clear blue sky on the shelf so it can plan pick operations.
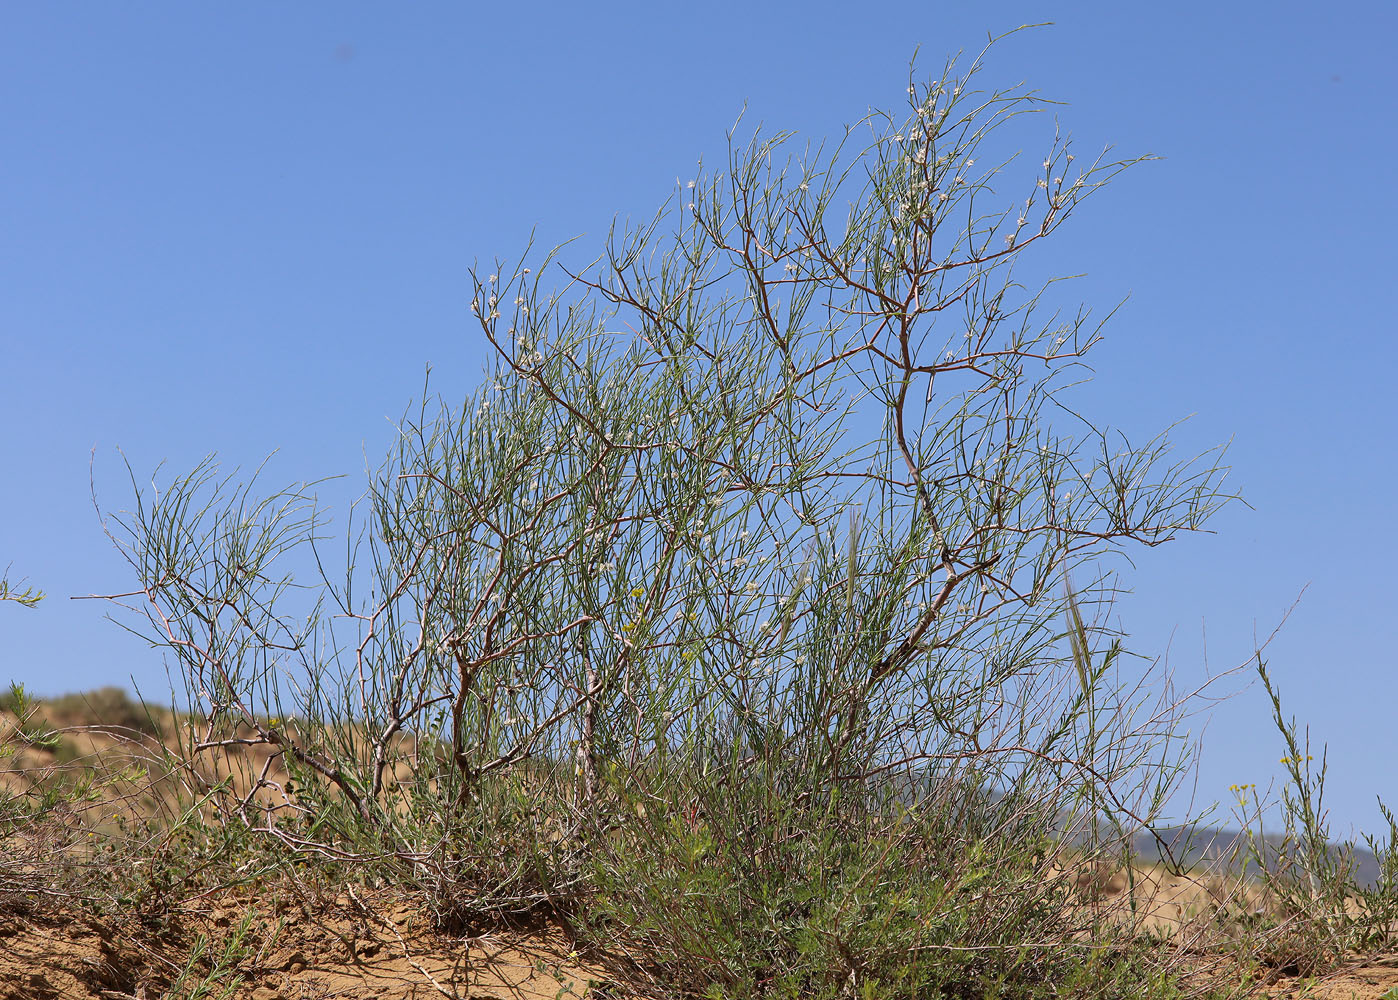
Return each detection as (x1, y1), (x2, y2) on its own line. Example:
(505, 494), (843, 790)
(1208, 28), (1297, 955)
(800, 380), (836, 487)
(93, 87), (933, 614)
(2, 4), (1394, 840)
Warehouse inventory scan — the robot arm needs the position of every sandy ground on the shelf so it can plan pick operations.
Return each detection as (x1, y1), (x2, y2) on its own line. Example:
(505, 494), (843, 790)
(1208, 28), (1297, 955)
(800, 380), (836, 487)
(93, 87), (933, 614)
(4, 874), (1398, 999)
(1066, 863), (1398, 999)
(1, 889), (606, 999)
(3, 699), (1396, 998)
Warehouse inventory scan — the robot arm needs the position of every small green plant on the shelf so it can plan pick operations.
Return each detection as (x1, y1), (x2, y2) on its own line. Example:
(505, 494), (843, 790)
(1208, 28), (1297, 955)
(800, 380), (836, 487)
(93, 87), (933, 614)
(164, 908), (274, 1000)
(0, 681), (61, 751)
(1228, 656), (1398, 973)
(0, 565), (43, 608)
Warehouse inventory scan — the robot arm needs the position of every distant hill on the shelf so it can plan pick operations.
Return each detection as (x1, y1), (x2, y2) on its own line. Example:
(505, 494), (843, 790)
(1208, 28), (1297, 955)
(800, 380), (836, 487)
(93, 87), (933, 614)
(1128, 824), (1387, 890)
(860, 767), (1390, 889)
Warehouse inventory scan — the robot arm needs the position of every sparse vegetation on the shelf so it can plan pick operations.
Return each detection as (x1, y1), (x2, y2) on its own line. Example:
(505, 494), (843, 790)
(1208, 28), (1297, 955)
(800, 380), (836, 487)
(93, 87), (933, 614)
(3, 32), (1395, 1000)
(1216, 659), (1398, 976)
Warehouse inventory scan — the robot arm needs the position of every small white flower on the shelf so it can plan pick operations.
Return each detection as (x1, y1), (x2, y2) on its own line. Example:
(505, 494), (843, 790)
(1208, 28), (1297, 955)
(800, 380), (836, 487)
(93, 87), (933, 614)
(1042, 159), (1051, 170)
(745, 581), (759, 594)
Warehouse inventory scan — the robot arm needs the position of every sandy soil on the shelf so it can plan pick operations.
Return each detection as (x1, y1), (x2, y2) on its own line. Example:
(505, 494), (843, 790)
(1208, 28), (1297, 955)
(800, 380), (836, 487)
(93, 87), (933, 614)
(0, 888), (606, 999)
(5, 874), (1397, 999)
(1066, 863), (1398, 999)
(3, 697), (1396, 999)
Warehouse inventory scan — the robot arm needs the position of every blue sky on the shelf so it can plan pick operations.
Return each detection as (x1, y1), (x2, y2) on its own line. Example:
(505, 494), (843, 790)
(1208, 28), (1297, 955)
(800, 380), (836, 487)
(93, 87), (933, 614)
(2, 4), (1394, 840)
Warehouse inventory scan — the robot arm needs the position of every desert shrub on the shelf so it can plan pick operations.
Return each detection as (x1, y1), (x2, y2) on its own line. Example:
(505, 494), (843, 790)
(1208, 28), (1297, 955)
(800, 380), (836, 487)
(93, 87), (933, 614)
(93, 32), (1251, 997)
(583, 769), (1079, 998)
